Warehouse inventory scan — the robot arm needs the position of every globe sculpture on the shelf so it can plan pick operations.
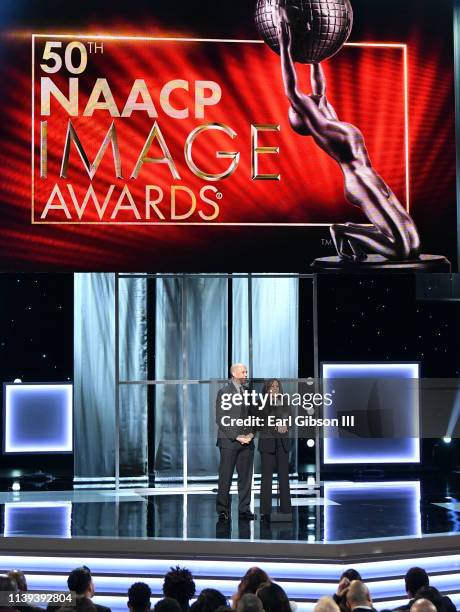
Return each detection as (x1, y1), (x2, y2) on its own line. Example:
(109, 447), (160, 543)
(255, 0), (353, 64)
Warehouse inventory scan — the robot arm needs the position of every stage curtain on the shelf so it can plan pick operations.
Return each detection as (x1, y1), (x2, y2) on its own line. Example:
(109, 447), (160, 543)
(74, 274), (148, 482)
(232, 276), (299, 378)
(74, 274), (116, 480)
(119, 276), (148, 478)
(232, 275), (299, 473)
(154, 276), (228, 481)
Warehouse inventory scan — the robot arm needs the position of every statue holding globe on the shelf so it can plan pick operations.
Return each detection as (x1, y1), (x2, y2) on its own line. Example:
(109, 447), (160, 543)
(255, 0), (450, 271)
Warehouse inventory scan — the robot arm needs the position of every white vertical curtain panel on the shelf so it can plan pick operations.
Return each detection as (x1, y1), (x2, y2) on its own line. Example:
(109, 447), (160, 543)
(74, 274), (148, 481)
(74, 273), (116, 480)
(154, 276), (228, 480)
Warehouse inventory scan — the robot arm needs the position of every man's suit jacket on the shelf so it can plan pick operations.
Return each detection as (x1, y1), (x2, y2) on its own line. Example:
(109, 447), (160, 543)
(258, 402), (290, 454)
(216, 381), (255, 449)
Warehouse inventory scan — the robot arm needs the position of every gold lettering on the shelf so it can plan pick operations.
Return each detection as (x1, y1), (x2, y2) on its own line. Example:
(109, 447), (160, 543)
(251, 124), (281, 180)
(40, 77), (78, 116)
(185, 123), (239, 181)
(145, 185), (165, 220)
(171, 185), (196, 220)
(199, 185), (220, 221)
(41, 184), (72, 219)
(67, 184), (115, 220)
(110, 184), (141, 219)
(83, 78), (120, 117)
(121, 79), (158, 118)
(195, 80), (221, 118)
(131, 121), (180, 179)
(40, 121), (47, 178)
(60, 120), (122, 180)
(160, 79), (189, 119)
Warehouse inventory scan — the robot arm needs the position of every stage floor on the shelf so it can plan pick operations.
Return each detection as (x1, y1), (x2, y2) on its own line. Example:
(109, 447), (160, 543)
(2, 476), (460, 612)
(1, 475), (460, 544)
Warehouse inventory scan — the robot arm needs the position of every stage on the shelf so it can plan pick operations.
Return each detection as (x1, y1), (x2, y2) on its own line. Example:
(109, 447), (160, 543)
(1, 477), (460, 611)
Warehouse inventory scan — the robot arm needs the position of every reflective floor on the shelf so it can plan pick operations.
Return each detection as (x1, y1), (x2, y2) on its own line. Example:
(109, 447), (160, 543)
(1, 476), (460, 542)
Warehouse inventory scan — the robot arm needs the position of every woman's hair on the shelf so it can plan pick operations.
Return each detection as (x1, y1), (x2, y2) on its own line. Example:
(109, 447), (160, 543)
(232, 568), (270, 608)
(190, 589), (227, 612)
(262, 379), (284, 396)
(340, 569), (362, 582)
(256, 582), (291, 612)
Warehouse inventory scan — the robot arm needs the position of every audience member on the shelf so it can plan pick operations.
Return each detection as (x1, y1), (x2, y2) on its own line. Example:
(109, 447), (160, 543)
(63, 566), (110, 612)
(314, 596), (340, 612)
(256, 582), (291, 612)
(190, 589), (227, 612)
(333, 570), (363, 612)
(154, 599), (182, 612)
(395, 568), (455, 612)
(400, 568), (430, 608)
(414, 587), (455, 612)
(232, 568), (269, 609)
(7, 572), (27, 592)
(410, 600), (437, 612)
(346, 581), (376, 612)
(7, 570), (42, 612)
(128, 583), (151, 612)
(236, 594), (264, 612)
(4, 561), (459, 612)
(0, 575), (19, 612)
(163, 567), (196, 612)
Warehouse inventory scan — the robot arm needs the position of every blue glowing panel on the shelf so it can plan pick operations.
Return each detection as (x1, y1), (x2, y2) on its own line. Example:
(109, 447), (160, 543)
(323, 481), (421, 542)
(321, 363), (420, 464)
(4, 502), (72, 538)
(4, 384), (73, 453)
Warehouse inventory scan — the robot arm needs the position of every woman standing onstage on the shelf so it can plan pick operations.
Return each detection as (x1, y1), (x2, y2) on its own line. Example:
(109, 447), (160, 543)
(259, 379), (292, 521)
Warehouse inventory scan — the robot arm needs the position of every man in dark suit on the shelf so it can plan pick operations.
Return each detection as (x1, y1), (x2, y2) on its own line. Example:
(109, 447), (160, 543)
(62, 566), (111, 612)
(345, 581), (377, 612)
(216, 363), (256, 521)
(394, 568), (456, 612)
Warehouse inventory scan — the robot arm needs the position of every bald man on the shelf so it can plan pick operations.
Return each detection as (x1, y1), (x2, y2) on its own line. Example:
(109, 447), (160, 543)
(410, 600), (437, 612)
(216, 363), (256, 521)
(346, 581), (376, 612)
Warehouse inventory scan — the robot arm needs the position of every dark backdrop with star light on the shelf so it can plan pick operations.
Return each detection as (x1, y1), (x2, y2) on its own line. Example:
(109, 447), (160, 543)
(0, 273), (459, 478)
(0, 274), (73, 476)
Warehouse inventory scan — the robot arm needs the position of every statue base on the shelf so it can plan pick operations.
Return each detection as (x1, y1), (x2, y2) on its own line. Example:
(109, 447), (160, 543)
(311, 254), (451, 273)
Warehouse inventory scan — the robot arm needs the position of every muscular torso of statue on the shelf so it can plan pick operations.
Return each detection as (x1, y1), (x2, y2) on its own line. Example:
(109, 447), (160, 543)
(279, 12), (421, 262)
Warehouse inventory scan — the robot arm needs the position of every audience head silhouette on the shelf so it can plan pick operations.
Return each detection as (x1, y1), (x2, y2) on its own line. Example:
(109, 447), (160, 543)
(314, 596), (340, 612)
(410, 599), (438, 612)
(340, 570), (362, 582)
(163, 567), (196, 612)
(0, 575), (18, 592)
(405, 568), (429, 598)
(346, 581), (372, 610)
(7, 570), (27, 592)
(128, 582), (152, 612)
(256, 582), (291, 612)
(154, 599), (182, 612)
(233, 567), (269, 608)
(67, 566), (94, 598)
(236, 593), (264, 612)
(190, 588), (227, 612)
